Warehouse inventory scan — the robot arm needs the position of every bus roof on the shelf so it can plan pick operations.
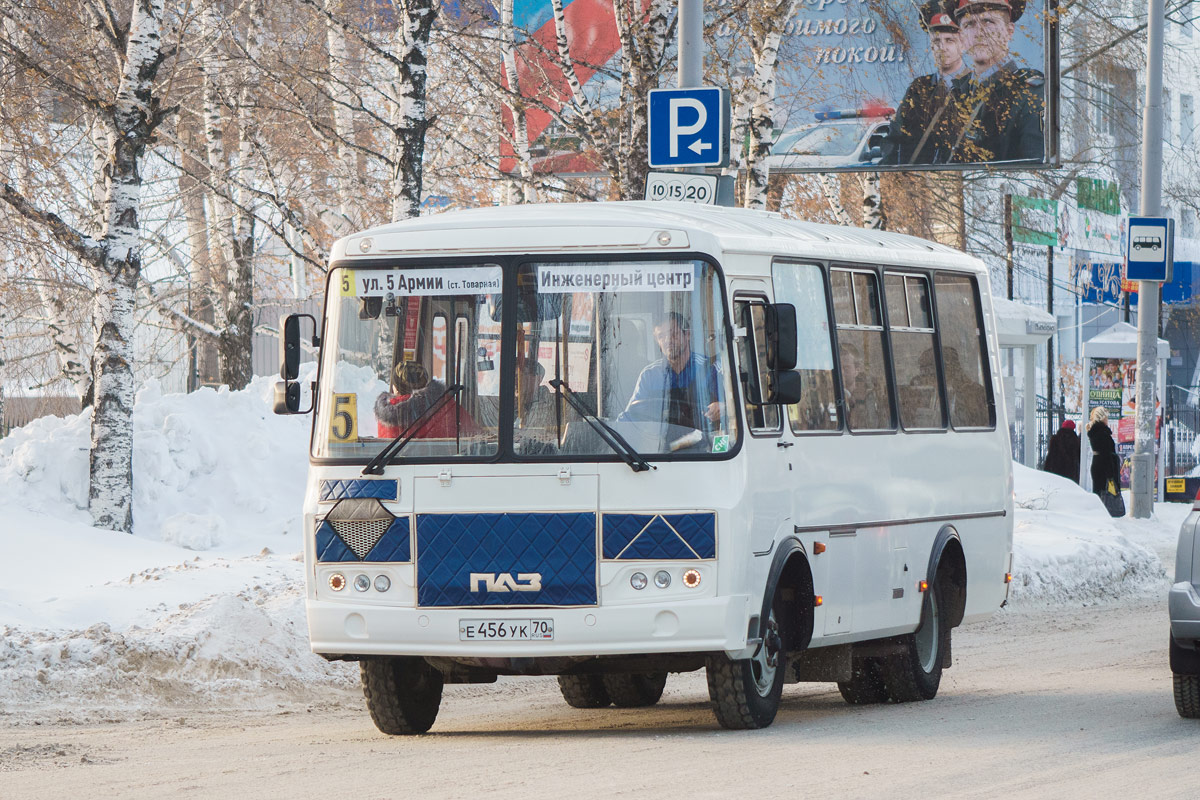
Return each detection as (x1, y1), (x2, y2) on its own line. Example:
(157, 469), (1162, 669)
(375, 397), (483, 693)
(331, 201), (983, 275)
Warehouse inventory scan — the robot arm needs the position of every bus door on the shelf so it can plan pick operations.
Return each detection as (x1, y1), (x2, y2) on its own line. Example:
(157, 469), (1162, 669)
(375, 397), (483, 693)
(732, 286), (790, 555)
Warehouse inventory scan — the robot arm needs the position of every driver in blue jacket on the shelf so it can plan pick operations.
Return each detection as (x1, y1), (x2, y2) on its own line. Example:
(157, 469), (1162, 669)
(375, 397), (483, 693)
(623, 312), (723, 430)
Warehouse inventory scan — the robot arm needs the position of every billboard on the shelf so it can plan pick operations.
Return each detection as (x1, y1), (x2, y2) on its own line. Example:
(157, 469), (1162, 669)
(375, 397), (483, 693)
(719, 0), (1059, 173)
(495, 0), (1058, 175)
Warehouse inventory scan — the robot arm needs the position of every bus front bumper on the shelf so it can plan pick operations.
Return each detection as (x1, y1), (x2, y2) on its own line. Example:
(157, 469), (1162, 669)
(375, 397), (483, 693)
(307, 595), (752, 659)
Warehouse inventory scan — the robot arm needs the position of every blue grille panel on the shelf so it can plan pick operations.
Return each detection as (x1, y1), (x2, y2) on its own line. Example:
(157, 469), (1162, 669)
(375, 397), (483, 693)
(366, 517), (412, 562)
(315, 521), (357, 562)
(319, 479), (398, 502)
(417, 513), (597, 606)
(603, 513), (716, 560)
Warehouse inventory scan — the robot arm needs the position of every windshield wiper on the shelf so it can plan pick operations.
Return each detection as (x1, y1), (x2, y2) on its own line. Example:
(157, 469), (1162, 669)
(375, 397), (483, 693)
(548, 379), (654, 473)
(362, 384), (464, 475)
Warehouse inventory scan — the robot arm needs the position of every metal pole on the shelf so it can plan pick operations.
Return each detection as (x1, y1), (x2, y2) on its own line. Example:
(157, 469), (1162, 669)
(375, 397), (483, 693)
(1005, 194), (1014, 300)
(1132, 0), (1165, 518)
(1047, 246), (1054, 417)
(677, 0), (704, 175)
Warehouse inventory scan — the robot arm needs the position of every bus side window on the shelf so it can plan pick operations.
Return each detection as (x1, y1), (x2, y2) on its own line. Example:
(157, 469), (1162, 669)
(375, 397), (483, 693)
(831, 267), (895, 431)
(933, 272), (994, 429)
(734, 299), (781, 433)
(771, 262), (838, 432)
(885, 273), (945, 430)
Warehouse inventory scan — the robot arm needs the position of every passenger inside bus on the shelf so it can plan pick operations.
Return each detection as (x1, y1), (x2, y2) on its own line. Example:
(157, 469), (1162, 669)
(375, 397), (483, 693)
(515, 361), (563, 452)
(622, 312), (724, 430)
(838, 341), (886, 429)
(374, 361), (483, 439)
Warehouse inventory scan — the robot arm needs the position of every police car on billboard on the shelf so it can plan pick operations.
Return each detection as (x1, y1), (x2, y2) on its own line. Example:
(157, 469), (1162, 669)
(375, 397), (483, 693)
(764, 107), (893, 172)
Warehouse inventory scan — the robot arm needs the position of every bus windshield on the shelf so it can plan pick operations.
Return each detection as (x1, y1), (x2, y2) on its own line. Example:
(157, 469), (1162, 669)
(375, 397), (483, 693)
(314, 264), (503, 460)
(511, 260), (738, 459)
(313, 259), (738, 462)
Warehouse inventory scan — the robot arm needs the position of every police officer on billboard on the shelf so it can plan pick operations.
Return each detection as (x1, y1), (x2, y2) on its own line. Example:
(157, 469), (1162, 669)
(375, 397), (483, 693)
(880, 1), (969, 165)
(948, 0), (1045, 163)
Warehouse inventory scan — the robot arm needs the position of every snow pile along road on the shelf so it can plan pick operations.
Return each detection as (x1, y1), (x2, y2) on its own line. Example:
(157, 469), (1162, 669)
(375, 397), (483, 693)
(0, 371), (356, 718)
(1009, 464), (1167, 605)
(0, 375), (1184, 717)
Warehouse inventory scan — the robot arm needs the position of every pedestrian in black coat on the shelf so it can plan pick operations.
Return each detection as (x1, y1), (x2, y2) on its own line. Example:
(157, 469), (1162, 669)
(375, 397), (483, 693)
(1087, 406), (1123, 516)
(1042, 419), (1080, 483)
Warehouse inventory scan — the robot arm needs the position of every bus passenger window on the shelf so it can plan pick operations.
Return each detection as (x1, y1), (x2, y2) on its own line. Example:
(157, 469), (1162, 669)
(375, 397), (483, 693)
(885, 273), (944, 429)
(734, 299), (781, 433)
(771, 263), (837, 432)
(832, 268), (895, 431)
(934, 273), (993, 428)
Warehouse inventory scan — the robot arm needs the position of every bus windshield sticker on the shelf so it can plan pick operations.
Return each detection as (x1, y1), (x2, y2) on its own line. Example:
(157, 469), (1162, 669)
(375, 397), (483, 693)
(351, 266), (502, 298)
(536, 264), (695, 293)
(711, 435), (730, 453)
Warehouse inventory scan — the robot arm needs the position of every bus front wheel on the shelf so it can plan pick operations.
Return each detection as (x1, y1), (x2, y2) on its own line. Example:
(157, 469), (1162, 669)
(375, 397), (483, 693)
(360, 657), (444, 735)
(557, 674), (612, 708)
(603, 672), (667, 707)
(706, 600), (787, 729)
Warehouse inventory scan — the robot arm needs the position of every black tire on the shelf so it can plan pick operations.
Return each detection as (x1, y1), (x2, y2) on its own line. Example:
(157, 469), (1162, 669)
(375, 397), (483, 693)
(1175, 673), (1200, 719)
(880, 584), (949, 703)
(602, 672), (668, 707)
(360, 657), (444, 735)
(706, 599), (787, 730)
(838, 658), (889, 705)
(557, 674), (612, 709)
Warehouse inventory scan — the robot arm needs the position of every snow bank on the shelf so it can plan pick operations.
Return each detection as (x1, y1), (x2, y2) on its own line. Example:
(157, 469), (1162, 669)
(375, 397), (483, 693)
(1009, 464), (1167, 605)
(0, 369), (355, 716)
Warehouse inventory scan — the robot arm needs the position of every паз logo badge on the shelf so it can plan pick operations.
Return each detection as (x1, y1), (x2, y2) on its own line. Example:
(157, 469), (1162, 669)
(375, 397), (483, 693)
(469, 572), (542, 592)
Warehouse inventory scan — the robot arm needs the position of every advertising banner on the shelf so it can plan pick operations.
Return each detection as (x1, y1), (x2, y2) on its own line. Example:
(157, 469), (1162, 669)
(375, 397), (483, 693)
(498, 0), (1058, 176)
(1086, 357), (1160, 491)
(742, 0), (1058, 173)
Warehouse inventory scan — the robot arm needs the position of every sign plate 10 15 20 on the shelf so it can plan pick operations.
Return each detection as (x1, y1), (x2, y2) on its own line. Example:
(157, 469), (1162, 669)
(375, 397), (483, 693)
(644, 172), (718, 205)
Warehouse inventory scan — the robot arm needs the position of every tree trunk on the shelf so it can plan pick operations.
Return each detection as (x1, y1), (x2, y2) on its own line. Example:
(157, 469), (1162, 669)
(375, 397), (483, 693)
(389, 0), (439, 221)
(86, 0), (167, 533)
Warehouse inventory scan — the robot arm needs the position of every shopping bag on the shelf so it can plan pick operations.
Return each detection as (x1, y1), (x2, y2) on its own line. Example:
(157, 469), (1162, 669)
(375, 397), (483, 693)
(1101, 488), (1125, 518)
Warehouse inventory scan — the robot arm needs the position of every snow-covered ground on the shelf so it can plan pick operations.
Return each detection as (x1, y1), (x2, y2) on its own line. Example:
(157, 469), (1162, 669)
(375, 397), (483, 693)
(0, 379), (1186, 718)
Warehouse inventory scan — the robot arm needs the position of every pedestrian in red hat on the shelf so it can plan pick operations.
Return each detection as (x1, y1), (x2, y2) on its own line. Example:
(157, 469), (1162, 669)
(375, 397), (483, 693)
(1043, 418), (1081, 484)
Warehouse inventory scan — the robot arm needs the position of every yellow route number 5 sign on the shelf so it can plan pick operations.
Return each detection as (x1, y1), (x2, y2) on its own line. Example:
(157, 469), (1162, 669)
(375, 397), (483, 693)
(330, 394), (359, 442)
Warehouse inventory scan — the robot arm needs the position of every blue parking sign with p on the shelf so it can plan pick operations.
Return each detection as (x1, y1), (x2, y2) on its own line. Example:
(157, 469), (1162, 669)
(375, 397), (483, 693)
(648, 87), (729, 169)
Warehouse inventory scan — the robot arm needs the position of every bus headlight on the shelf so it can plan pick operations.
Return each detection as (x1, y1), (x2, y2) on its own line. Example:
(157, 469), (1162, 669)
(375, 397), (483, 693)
(630, 572), (648, 590)
(353, 574), (371, 592)
(682, 568), (701, 589)
(654, 570), (671, 589)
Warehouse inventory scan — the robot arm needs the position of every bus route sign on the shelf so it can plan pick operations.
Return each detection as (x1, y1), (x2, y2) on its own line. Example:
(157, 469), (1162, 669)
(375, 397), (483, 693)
(1126, 216), (1173, 282)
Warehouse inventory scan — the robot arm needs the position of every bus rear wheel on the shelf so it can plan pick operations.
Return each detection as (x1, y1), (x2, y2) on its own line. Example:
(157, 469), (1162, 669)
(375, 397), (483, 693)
(881, 584), (948, 703)
(706, 601), (787, 729)
(602, 672), (667, 707)
(557, 674), (612, 708)
(838, 658), (889, 705)
(360, 657), (444, 735)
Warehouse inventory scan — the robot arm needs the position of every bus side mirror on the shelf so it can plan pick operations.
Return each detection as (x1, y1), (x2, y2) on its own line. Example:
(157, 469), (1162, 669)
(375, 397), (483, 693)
(765, 303), (798, 371)
(770, 370), (803, 405)
(276, 313), (319, 415)
(274, 381), (301, 414)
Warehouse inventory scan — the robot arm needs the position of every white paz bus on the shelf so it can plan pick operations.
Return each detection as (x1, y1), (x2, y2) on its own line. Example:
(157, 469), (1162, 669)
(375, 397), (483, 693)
(275, 201), (1013, 732)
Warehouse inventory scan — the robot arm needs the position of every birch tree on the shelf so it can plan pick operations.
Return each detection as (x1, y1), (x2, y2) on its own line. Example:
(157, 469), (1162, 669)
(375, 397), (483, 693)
(0, 0), (174, 532)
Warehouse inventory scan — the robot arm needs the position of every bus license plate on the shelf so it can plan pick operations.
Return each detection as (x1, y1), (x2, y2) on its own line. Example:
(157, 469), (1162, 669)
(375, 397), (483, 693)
(459, 619), (554, 641)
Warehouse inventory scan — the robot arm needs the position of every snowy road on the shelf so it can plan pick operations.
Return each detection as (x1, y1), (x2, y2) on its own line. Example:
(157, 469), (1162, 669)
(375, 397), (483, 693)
(2, 594), (1195, 799)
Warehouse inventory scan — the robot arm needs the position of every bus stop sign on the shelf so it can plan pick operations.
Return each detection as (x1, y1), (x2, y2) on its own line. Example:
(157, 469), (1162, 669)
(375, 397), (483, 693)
(647, 87), (729, 169)
(1126, 216), (1174, 282)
